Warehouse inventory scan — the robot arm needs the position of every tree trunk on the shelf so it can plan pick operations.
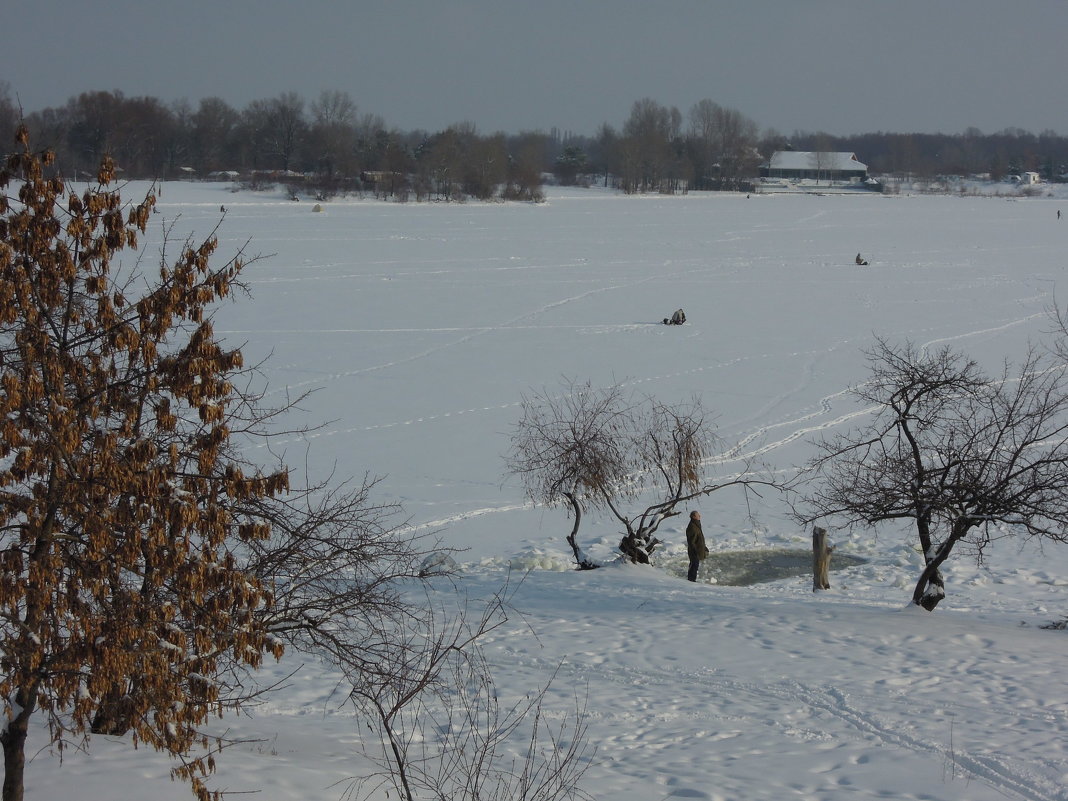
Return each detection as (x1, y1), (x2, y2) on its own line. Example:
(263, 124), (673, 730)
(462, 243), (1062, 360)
(1, 730), (26, 801)
(563, 492), (597, 570)
(911, 520), (970, 611)
(1, 688), (35, 801)
(912, 561), (947, 611)
(618, 535), (643, 563)
(618, 532), (651, 564)
(812, 526), (832, 591)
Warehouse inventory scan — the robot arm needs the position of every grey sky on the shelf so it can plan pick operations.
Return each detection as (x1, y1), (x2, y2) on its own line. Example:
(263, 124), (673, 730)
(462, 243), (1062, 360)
(3, 0), (1067, 138)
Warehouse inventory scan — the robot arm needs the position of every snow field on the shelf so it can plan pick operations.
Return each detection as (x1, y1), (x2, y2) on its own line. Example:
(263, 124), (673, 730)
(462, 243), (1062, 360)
(28, 182), (1068, 801)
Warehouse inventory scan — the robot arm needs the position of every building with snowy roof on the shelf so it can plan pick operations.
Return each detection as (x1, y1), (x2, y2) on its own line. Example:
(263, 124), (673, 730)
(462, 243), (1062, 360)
(759, 151), (869, 183)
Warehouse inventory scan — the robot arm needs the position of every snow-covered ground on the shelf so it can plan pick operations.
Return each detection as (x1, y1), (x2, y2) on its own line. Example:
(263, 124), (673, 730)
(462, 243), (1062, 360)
(28, 183), (1068, 800)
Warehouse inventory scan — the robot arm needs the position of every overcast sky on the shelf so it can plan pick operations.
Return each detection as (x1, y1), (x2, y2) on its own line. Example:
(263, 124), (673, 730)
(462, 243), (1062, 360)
(3, 0), (1067, 138)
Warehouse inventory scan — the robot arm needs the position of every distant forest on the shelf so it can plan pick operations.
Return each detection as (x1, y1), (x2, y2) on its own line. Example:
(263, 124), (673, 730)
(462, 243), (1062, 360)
(4, 84), (1068, 199)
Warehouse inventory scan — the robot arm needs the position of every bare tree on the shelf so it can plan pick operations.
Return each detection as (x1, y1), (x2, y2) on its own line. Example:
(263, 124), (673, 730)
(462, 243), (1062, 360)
(241, 92), (307, 174)
(308, 90), (358, 180)
(807, 135), (835, 184)
(506, 379), (774, 568)
(269, 92), (307, 173)
(589, 123), (618, 189)
(687, 99), (759, 189)
(505, 131), (548, 201)
(807, 150), (830, 184)
(463, 131), (507, 200)
(190, 97), (240, 174)
(505, 380), (631, 568)
(713, 106), (759, 186)
(416, 125), (474, 201)
(346, 582), (592, 801)
(238, 473), (457, 690)
(620, 98), (684, 193)
(800, 338), (1068, 610)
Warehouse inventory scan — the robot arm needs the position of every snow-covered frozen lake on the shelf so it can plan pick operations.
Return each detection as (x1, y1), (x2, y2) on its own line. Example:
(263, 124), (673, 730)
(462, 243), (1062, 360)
(30, 182), (1068, 801)
(189, 186), (1066, 555)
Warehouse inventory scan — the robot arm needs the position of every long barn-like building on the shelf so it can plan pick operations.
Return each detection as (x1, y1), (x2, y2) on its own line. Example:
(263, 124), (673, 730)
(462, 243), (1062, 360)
(760, 151), (869, 183)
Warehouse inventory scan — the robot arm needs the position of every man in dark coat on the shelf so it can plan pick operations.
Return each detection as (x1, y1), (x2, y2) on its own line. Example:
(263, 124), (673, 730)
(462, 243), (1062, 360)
(685, 510), (708, 582)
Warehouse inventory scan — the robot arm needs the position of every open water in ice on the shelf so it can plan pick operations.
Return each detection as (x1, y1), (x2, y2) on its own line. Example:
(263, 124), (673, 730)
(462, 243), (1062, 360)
(661, 548), (868, 586)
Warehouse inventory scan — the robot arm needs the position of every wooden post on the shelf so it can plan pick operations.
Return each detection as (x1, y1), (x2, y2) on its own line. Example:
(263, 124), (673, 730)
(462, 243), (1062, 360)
(812, 526), (832, 591)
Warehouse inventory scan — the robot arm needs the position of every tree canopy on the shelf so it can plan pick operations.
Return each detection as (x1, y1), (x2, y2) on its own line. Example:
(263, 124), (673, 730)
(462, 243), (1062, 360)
(0, 126), (293, 801)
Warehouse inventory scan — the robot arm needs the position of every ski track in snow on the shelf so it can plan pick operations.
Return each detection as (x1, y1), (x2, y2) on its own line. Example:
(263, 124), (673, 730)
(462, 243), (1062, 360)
(715, 308), (1042, 465)
(484, 590), (1068, 801)
(250, 269), (667, 400)
(258, 308), (1048, 531)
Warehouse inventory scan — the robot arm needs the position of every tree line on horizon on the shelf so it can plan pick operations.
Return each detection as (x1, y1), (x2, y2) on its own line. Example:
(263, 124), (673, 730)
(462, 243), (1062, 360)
(3, 83), (1068, 198)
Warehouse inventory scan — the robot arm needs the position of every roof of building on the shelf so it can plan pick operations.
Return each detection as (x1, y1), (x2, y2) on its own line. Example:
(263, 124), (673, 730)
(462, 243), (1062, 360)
(768, 151), (868, 171)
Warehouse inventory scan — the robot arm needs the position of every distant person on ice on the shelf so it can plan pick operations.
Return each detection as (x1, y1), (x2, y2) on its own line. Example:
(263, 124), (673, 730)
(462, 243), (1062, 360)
(855, 253), (869, 266)
(664, 308), (686, 325)
(685, 510), (708, 582)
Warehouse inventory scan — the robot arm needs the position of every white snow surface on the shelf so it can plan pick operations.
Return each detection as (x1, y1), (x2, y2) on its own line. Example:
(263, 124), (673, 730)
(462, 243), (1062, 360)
(27, 183), (1068, 801)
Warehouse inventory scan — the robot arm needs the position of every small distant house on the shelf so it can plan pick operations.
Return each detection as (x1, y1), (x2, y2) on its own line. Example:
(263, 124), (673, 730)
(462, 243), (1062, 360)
(1021, 171), (1041, 185)
(361, 170), (406, 195)
(760, 151), (869, 183)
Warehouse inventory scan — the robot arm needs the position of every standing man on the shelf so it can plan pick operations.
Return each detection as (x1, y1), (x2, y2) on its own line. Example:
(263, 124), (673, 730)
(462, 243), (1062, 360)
(685, 510), (708, 582)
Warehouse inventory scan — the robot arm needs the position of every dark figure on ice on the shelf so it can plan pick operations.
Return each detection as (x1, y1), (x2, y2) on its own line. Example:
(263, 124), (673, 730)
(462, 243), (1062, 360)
(685, 511), (708, 582)
(855, 253), (869, 266)
(664, 308), (686, 325)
